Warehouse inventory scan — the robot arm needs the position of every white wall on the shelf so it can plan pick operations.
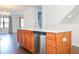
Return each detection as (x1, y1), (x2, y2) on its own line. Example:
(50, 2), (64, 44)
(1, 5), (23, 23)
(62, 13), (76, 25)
(0, 28), (8, 33)
(42, 5), (79, 47)
(71, 26), (79, 47)
(12, 16), (19, 33)
(23, 7), (40, 29)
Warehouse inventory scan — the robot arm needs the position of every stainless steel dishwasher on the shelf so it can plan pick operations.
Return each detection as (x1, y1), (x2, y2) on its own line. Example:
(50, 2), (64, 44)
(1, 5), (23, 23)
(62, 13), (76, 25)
(33, 31), (46, 54)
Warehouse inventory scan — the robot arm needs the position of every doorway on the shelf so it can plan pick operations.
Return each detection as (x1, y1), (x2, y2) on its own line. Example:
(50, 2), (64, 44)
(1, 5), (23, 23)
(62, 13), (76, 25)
(0, 16), (13, 33)
(0, 16), (12, 33)
(38, 12), (42, 28)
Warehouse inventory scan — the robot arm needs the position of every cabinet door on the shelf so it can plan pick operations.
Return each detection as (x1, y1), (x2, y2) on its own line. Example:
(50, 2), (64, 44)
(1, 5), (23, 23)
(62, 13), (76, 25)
(17, 30), (34, 53)
(23, 30), (34, 53)
(56, 32), (71, 54)
(17, 30), (23, 45)
(28, 31), (34, 53)
(17, 30), (20, 42)
(22, 31), (28, 48)
(46, 32), (56, 54)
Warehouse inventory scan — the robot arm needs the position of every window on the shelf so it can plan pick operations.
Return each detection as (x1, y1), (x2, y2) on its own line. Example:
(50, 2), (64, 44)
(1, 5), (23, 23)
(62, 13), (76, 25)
(38, 12), (42, 28)
(0, 17), (9, 28)
(21, 18), (24, 28)
(0, 18), (4, 28)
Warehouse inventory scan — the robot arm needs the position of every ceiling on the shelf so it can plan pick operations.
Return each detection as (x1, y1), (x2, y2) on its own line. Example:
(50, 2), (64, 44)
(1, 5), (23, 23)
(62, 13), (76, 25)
(0, 5), (42, 16)
(60, 5), (79, 24)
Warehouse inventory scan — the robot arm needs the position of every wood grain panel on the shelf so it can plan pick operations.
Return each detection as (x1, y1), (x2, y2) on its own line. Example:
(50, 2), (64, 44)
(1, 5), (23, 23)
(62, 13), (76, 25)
(17, 30), (23, 46)
(56, 32), (71, 54)
(46, 32), (56, 54)
(46, 32), (71, 54)
(17, 30), (34, 53)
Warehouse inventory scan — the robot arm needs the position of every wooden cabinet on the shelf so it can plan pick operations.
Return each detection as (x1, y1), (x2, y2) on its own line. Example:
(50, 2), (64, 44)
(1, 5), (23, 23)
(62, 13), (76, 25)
(46, 33), (56, 54)
(17, 30), (34, 53)
(46, 32), (71, 54)
(17, 29), (71, 54)
(17, 30), (24, 46)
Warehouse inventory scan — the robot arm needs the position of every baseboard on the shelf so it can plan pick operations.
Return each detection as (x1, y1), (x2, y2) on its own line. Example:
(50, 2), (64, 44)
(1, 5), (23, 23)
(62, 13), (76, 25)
(72, 44), (79, 47)
(0, 33), (17, 34)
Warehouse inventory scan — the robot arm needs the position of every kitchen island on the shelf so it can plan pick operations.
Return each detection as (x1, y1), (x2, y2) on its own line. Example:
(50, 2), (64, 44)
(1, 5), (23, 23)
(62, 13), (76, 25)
(17, 28), (71, 54)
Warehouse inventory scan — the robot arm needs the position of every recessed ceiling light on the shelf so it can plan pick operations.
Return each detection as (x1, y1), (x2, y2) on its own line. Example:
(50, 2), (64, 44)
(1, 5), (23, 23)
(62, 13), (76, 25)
(6, 12), (10, 15)
(68, 15), (72, 18)
(0, 11), (10, 15)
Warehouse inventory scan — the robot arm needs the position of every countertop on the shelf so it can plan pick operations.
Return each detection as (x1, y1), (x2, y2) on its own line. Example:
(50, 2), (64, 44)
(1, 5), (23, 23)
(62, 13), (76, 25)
(18, 27), (72, 33)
